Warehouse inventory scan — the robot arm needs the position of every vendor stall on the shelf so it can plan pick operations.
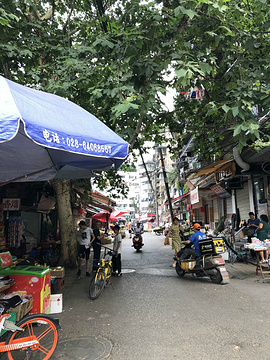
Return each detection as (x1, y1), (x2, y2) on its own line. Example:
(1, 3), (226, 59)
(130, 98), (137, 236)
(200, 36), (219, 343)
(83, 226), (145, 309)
(0, 252), (51, 314)
(245, 239), (270, 278)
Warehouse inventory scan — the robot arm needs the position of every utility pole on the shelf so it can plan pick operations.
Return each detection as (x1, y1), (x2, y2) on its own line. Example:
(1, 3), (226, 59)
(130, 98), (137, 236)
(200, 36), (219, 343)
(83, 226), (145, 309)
(158, 147), (174, 222)
(154, 167), (159, 227)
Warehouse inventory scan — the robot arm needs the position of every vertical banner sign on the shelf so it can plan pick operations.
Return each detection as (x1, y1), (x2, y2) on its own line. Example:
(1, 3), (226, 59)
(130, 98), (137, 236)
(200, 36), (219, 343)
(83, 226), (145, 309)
(190, 187), (199, 205)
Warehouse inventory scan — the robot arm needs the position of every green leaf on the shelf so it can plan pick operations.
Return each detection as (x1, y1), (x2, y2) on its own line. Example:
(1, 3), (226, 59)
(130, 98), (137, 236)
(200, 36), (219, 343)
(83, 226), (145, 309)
(199, 62), (212, 75)
(112, 102), (139, 117)
(226, 82), (237, 90)
(205, 31), (217, 37)
(222, 105), (230, 113)
(253, 130), (260, 139)
(232, 107), (239, 117)
(249, 123), (259, 130)
(233, 125), (242, 137)
(183, 9), (198, 20)
(175, 69), (187, 79)
(174, 6), (198, 19)
(102, 40), (114, 48)
(238, 139), (247, 152)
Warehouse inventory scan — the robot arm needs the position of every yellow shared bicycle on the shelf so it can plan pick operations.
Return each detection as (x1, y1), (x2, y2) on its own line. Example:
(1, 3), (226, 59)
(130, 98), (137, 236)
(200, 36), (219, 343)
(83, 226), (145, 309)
(88, 246), (114, 300)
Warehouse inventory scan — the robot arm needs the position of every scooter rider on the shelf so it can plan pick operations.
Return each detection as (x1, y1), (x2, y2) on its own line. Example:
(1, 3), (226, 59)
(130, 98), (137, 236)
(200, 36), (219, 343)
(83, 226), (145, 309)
(134, 222), (144, 241)
(178, 223), (206, 260)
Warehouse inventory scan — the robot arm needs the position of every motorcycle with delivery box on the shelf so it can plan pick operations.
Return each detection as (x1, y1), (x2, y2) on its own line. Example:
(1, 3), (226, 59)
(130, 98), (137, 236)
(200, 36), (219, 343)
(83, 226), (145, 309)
(175, 237), (229, 284)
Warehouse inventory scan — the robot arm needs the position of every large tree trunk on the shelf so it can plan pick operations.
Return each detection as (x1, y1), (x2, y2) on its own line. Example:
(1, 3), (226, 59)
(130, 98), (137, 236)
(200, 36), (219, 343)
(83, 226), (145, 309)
(53, 179), (77, 268)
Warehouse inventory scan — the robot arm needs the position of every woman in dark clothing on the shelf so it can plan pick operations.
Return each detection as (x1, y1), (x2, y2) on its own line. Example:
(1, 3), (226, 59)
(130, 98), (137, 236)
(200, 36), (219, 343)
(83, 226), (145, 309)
(92, 221), (104, 271)
(256, 214), (269, 263)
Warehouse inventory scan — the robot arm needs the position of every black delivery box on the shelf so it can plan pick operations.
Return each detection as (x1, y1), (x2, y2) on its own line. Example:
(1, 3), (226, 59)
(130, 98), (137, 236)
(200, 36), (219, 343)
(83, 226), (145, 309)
(198, 238), (216, 256)
(199, 237), (225, 256)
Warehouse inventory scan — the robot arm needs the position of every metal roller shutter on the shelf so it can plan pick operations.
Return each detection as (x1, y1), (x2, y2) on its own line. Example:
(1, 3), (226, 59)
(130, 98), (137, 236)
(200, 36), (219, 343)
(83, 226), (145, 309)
(236, 182), (250, 221)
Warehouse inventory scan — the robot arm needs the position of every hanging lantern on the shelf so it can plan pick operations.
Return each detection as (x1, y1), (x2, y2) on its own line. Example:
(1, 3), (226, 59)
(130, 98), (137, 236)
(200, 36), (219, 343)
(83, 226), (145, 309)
(191, 209), (195, 214)
(200, 207), (204, 212)
(78, 207), (83, 215)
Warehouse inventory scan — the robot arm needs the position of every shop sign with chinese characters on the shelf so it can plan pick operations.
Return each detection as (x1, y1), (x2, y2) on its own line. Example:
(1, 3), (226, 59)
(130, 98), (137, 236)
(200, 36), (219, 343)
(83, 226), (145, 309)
(3, 198), (21, 211)
(210, 184), (230, 198)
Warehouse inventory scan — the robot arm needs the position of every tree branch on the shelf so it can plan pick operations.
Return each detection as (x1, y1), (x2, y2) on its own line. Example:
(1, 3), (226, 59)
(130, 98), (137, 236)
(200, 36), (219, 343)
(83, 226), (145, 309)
(129, 113), (144, 149)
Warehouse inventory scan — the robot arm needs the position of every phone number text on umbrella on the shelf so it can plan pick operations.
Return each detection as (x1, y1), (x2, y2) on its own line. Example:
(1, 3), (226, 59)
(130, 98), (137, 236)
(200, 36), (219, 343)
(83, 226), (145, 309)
(43, 129), (112, 154)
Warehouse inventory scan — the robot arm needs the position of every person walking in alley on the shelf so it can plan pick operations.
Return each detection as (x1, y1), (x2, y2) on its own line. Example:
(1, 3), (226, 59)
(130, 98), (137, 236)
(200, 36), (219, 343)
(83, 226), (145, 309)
(112, 225), (122, 276)
(77, 220), (94, 277)
(127, 220), (132, 238)
(165, 217), (184, 267)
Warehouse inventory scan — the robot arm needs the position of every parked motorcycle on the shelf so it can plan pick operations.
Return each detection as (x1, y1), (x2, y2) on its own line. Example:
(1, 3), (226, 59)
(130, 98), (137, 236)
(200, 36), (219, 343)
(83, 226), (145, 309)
(153, 226), (165, 236)
(174, 238), (229, 284)
(132, 234), (144, 252)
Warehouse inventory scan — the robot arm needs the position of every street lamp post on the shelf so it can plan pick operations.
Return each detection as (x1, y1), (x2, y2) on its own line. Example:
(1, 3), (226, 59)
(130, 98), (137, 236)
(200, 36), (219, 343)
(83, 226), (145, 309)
(157, 146), (174, 222)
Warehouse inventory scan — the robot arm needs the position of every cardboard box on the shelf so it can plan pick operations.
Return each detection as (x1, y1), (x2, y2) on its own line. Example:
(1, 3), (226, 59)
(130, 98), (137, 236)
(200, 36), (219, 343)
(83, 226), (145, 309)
(11, 296), (33, 321)
(50, 267), (65, 278)
(50, 294), (63, 314)
(57, 277), (65, 291)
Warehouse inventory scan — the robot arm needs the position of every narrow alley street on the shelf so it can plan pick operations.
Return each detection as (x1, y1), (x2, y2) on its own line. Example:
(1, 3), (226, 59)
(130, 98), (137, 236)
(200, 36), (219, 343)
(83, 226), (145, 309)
(54, 231), (270, 360)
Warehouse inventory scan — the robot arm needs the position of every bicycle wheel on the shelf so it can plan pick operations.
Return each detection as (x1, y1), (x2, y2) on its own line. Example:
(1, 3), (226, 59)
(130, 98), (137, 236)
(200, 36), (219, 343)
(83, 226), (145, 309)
(5, 314), (59, 360)
(89, 270), (105, 300)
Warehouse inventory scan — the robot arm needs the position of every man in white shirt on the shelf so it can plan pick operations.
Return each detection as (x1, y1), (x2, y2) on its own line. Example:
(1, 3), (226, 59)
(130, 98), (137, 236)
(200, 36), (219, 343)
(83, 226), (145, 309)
(77, 220), (94, 277)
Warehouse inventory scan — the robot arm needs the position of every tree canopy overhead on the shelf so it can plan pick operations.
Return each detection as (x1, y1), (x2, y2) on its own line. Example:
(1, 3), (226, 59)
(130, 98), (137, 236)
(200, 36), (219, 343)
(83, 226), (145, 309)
(1, 0), (269, 160)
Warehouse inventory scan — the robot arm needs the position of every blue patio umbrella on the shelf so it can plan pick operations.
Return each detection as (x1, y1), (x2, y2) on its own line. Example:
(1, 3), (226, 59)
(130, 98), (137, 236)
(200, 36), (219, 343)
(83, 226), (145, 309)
(0, 76), (129, 183)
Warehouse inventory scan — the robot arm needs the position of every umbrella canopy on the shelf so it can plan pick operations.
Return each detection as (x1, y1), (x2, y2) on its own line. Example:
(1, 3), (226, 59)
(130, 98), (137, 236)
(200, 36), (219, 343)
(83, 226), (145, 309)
(110, 210), (130, 218)
(117, 216), (127, 221)
(0, 76), (129, 183)
(92, 212), (118, 222)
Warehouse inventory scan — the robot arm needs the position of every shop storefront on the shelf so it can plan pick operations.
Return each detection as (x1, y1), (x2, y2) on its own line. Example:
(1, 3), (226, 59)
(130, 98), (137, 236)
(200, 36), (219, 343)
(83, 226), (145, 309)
(253, 175), (269, 217)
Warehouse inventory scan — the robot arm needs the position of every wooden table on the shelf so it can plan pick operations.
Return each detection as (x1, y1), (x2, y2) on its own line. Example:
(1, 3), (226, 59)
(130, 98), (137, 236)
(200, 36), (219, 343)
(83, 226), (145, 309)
(244, 244), (270, 278)
(254, 247), (270, 278)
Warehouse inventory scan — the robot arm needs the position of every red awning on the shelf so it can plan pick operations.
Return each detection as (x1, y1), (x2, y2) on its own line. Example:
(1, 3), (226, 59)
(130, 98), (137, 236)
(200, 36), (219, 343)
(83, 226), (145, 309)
(164, 192), (190, 205)
(92, 212), (118, 222)
(110, 210), (130, 217)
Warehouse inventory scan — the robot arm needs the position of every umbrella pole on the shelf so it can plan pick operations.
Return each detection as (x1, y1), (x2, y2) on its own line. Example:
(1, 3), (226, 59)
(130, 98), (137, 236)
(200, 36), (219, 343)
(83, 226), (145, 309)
(106, 213), (109, 232)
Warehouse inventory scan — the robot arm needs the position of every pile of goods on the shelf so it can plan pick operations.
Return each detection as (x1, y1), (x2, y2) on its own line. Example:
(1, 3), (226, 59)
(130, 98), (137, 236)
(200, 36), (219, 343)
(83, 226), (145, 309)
(245, 238), (270, 250)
